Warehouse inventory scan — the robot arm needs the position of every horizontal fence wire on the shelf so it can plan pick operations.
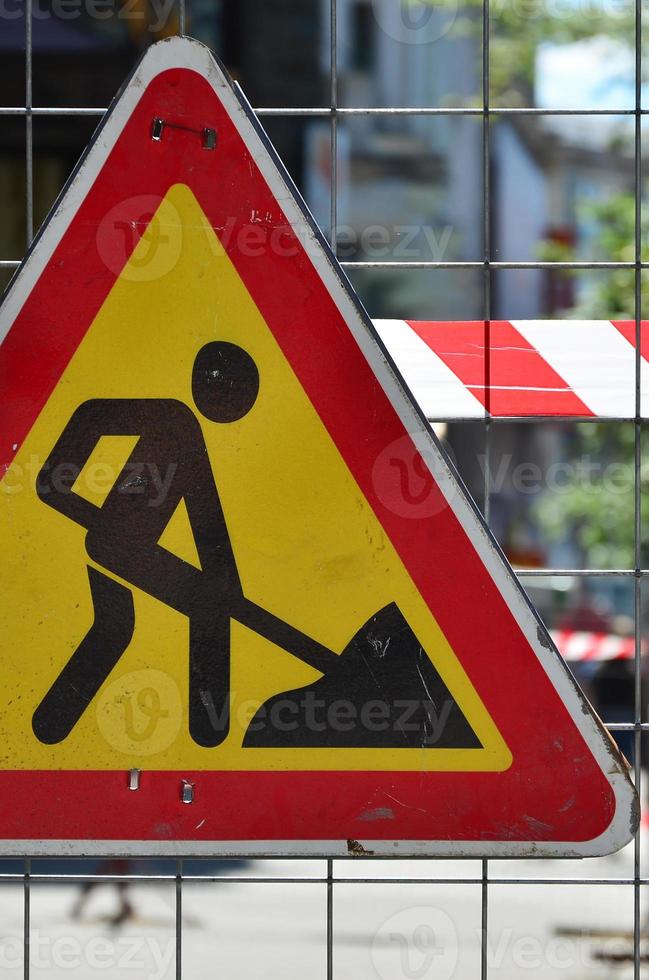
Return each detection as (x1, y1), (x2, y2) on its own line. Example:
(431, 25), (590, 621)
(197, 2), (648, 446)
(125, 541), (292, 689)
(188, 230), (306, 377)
(6, 259), (649, 270)
(1, 105), (649, 116)
(0, 873), (645, 885)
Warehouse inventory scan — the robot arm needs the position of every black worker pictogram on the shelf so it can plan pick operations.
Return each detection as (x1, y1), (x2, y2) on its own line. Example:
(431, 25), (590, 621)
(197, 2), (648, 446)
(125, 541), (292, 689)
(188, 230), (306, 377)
(32, 342), (480, 751)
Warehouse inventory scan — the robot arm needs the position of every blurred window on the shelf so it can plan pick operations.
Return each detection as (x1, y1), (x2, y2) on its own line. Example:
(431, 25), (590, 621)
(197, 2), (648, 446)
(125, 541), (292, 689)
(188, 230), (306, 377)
(351, 0), (375, 71)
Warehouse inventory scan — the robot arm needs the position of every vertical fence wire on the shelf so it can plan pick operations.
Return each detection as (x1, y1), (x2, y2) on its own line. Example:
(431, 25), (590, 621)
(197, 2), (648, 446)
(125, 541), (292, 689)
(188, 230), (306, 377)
(329, 5), (337, 974)
(23, 858), (30, 980)
(634, 0), (643, 970)
(175, 857), (183, 980)
(481, 2), (492, 976)
(25, 0), (32, 248)
(329, 0), (338, 256)
(24, 4), (33, 977)
(327, 858), (334, 980)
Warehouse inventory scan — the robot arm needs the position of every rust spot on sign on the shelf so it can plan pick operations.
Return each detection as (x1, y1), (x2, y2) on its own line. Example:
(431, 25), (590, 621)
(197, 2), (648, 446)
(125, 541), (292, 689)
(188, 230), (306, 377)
(347, 838), (374, 856)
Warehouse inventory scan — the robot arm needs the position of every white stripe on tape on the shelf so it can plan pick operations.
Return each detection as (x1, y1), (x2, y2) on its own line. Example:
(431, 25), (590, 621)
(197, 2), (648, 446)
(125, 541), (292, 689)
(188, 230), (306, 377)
(373, 319), (485, 418)
(511, 320), (639, 417)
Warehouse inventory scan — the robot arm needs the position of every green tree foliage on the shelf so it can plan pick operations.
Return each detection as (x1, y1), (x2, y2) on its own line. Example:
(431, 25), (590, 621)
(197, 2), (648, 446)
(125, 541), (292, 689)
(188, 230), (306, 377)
(540, 192), (647, 319)
(437, 0), (635, 104)
(534, 423), (649, 568)
(534, 193), (649, 568)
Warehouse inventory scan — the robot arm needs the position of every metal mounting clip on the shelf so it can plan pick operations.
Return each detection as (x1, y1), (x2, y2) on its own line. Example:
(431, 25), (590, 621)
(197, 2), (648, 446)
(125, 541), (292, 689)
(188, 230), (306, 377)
(151, 117), (217, 150)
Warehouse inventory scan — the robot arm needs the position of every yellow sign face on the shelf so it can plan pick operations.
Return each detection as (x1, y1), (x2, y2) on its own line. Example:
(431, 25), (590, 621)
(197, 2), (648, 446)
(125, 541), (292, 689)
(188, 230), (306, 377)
(0, 184), (510, 773)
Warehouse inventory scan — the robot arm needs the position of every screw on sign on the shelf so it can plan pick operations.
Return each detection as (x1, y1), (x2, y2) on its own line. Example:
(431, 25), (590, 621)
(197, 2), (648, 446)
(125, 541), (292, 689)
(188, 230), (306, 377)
(0, 36), (637, 856)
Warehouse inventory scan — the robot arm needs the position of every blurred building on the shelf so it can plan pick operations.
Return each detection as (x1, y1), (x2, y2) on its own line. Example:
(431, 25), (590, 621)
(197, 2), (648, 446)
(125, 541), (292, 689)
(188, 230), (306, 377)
(312, 0), (636, 321)
(0, 0), (637, 313)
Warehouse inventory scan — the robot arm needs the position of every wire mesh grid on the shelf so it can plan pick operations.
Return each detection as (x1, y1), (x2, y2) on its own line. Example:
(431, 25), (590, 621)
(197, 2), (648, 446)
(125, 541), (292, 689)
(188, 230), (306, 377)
(0, 0), (647, 977)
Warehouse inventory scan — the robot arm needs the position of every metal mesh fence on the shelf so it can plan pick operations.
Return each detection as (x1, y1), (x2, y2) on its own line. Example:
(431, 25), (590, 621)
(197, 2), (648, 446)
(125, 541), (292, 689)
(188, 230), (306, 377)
(0, 0), (647, 978)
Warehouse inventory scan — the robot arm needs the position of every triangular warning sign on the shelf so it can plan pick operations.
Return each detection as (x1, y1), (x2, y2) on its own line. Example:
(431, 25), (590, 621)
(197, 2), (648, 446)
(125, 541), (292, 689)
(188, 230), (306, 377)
(0, 38), (636, 857)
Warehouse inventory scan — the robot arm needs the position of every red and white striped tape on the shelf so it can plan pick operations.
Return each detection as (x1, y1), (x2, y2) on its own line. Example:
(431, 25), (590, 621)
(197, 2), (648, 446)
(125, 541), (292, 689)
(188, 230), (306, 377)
(550, 630), (637, 662)
(373, 320), (649, 419)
